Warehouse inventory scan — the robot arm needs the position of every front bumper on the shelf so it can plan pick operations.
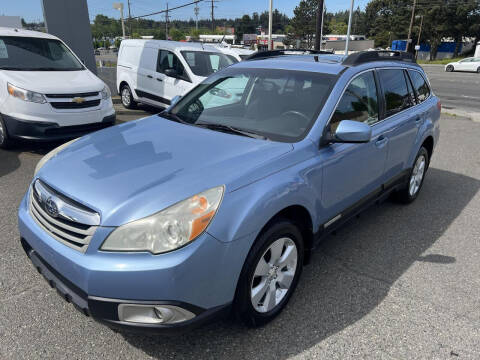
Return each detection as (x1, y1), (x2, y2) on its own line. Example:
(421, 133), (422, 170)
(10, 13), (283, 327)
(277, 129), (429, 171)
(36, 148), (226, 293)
(2, 113), (116, 141)
(21, 238), (230, 333)
(18, 193), (250, 333)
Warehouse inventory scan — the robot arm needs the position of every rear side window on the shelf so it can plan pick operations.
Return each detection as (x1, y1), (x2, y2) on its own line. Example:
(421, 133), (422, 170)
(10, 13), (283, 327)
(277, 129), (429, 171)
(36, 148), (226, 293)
(331, 71), (379, 130)
(378, 69), (414, 117)
(408, 70), (431, 103)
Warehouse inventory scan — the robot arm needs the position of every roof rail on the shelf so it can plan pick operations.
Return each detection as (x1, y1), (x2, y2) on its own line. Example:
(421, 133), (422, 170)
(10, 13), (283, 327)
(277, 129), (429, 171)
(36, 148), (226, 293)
(343, 50), (418, 66)
(245, 48), (335, 61)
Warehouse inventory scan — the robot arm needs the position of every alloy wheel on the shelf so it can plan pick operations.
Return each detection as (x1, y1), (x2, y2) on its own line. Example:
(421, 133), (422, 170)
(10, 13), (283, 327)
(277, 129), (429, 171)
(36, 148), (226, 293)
(121, 87), (131, 107)
(250, 237), (298, 313)
(409, 155), (426, 197)
(0, 122), (4, 145)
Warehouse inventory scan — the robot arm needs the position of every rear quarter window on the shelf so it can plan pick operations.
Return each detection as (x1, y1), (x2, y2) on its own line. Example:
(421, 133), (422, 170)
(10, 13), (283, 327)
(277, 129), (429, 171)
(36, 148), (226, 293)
(408, 70), (431, 103)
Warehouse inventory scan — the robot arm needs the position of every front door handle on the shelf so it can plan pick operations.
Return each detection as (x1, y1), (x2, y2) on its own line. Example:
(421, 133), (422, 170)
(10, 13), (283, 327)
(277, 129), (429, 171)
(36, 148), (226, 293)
(375, 135), (388, 148)
(156, 78), (163, 82)
(147, 75), (153, 79)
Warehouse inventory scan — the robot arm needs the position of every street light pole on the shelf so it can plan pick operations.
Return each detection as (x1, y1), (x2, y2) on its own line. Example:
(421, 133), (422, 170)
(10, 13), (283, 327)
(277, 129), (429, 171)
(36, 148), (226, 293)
(113, 3), (126, 39)
(345, 0), (354, 55)
(268, 0), (273, 50)
(320, 2), (325, 50)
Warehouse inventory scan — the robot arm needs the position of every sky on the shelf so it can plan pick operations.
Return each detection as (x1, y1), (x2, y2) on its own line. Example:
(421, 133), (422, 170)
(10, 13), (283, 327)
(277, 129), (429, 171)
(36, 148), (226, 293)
(2, 0), (371, 23)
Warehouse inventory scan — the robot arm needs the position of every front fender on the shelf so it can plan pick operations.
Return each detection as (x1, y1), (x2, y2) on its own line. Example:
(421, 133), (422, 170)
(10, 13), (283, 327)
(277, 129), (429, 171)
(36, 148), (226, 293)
(207, 157), (321, 244)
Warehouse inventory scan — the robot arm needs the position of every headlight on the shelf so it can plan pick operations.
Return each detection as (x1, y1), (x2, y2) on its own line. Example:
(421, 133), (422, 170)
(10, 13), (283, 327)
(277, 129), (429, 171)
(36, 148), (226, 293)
(34, 138), (79, 175)
(101, 85), (111, 100)
(101, 186), (224, 254)
(7, 83), (46, 104)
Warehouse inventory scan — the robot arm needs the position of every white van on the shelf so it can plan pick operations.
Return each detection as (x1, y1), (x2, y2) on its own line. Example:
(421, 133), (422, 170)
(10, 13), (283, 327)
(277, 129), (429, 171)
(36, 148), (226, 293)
(117, 40), (237, 109)
(0, 28), (115, 149)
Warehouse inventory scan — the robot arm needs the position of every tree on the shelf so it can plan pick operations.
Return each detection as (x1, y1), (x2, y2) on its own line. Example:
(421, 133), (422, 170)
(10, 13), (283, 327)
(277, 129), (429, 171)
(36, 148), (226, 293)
(291, 0), (318, 48)
(169, 28), (185, 41)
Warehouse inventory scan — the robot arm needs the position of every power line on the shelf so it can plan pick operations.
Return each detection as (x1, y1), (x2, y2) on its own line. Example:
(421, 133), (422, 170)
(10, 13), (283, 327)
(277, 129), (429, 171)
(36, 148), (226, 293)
(129, 0), (205, 20)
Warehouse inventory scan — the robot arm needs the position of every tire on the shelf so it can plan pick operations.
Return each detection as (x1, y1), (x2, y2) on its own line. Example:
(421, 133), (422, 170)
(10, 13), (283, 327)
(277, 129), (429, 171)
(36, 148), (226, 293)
(234, 219), (304, 327)
(120, 84), (137, 109)
(477, 67), (480, 74)
(0, 116), (12, 149)
(394, 147), (429, 204)
(446, 65), (454, 72)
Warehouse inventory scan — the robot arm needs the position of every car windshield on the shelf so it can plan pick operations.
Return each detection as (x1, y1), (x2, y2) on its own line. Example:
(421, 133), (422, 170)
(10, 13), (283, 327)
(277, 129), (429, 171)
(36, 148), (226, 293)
(167, 68), (336, 142)
(0, 36), (84, 71)
(181, 51), (237, 77)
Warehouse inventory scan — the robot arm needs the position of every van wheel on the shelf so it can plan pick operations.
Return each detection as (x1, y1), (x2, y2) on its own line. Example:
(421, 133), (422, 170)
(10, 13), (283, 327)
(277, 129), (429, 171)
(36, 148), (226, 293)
(0, 116), (12, 149)
(121, 84), (137, 109)
(477, 67), (480, 74)
(446, 65), (454, 72)
(394, 147), (429, 204)
(234, 219), (304, 327)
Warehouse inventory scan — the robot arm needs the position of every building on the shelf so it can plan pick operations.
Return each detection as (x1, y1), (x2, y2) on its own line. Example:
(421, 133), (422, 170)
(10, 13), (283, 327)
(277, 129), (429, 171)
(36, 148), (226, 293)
(197, 35), (236, 44)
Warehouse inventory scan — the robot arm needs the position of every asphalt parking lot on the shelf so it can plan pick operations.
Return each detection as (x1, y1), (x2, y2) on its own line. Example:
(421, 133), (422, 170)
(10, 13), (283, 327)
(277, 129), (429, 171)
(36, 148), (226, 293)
(1, 84), (480, 358)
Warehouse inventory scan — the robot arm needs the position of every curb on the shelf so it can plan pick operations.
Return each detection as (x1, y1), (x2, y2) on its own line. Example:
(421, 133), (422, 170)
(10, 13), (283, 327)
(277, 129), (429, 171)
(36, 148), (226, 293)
(441, 108), (480, 123)
(112, 96), (121, 105)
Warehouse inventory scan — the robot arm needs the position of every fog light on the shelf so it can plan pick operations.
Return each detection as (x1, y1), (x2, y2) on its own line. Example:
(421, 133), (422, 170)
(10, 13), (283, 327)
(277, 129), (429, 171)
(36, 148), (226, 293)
(118, 304), (195, 324)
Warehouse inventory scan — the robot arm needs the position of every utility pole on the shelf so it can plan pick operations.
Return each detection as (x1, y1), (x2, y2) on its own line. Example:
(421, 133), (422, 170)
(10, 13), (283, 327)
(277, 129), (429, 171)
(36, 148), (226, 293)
(194, 3), (199, 30)
(416, 15), (424, 59)
(268, 0), (273, 50)
(211, 0), (215, 32)
(320, 1), (325, 50)
(127, 0), (132, 37)
(407, 0), (417, 52)
(345, 0), (354, 55)
(165, 2), (169, 40)
(314, 0), (324, 51)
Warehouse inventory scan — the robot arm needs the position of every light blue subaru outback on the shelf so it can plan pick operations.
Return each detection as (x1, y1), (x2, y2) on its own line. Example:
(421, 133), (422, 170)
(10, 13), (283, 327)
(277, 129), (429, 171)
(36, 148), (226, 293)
(19, 50), (440, 332)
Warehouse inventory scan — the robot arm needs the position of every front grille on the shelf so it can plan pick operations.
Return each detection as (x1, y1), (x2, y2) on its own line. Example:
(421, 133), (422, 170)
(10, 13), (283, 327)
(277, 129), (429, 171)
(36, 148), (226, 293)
(29, 182), (99, 253)
(50, 99), (101, 109)
(46, 92), (99, 98)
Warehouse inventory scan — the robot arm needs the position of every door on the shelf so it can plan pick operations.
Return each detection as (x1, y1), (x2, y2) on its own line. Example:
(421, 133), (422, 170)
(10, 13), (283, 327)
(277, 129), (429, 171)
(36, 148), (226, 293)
(320, 70), (388, 223)
(156, 50), (191, 105)
(377, 68), (421, 182)
(456, 58), (472, 71)
(135, 46), (160, 102)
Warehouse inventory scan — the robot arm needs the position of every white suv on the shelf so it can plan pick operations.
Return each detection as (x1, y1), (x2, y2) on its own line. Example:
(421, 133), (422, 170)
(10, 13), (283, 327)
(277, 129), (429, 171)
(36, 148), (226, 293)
(0, 27), (115, 149)
(117, 40), (237, 109)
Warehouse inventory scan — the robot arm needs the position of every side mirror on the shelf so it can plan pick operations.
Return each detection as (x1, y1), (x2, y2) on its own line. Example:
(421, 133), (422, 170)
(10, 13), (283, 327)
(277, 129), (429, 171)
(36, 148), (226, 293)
(164, 68), (178, 78)
(332, 120), (372, 143)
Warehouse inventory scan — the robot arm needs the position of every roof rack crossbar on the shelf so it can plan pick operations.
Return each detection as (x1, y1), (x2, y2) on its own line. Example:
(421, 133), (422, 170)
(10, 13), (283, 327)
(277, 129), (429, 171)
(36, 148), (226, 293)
(245, 49), (334, 61)
(342, 50), (418, 66)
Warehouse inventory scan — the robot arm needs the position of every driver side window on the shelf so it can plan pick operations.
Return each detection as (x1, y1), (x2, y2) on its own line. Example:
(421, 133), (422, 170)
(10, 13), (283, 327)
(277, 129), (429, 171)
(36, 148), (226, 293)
(331, 71), (379, 131)
(157, 50), (187, 80)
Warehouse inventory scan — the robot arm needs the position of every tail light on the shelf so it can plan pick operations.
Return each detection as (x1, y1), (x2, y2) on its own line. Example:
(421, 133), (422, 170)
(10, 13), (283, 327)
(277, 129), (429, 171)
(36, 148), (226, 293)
(437, 100), (442, 111)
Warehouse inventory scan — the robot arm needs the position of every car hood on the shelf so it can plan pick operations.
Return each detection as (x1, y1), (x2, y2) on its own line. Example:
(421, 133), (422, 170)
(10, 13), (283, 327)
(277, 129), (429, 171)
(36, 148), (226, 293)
(2, 69), (104, 94)
(38, 116), (294, 226)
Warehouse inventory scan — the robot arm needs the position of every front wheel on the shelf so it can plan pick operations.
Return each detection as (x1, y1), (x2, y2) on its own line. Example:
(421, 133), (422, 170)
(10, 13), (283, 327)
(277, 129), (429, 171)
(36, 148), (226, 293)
(394, 147), (429, 204)
(0, 116), (12, 149)
(234, 219), (304, 327)
(446, 65), (454, 72)
(477, 67), (480, 74)
(120, 84), (137, 109)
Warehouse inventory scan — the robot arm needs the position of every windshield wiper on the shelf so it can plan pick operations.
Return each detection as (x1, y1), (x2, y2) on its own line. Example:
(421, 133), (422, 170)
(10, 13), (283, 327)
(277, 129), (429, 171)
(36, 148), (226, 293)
(196, 122), (267, 140)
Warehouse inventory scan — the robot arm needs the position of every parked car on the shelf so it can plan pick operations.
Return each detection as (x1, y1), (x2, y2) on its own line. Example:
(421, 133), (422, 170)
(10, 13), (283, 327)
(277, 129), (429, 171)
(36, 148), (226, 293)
(19, 50), (440, 333)
(0, 27), (115, 149)
(117, 39), (238, 110)
(212, 43), (256, 61)
(445, 57), (480, 73)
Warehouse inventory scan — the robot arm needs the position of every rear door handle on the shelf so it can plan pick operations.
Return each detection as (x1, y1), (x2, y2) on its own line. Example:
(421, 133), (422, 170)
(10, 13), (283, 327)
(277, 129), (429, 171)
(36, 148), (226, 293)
(156, 78), (163, 82)
(375, 135), (388, 148)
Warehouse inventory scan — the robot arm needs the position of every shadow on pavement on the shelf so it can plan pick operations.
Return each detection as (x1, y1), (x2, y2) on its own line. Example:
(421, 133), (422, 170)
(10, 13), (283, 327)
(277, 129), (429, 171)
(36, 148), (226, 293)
(121, 168), (480, 359)
(0, 141), (63, 178)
